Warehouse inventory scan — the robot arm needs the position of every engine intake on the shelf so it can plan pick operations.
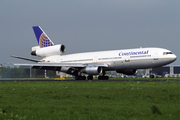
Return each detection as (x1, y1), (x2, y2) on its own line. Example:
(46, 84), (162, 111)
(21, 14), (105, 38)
(82, 66), (102, 75)
(31, 44), (65, 57)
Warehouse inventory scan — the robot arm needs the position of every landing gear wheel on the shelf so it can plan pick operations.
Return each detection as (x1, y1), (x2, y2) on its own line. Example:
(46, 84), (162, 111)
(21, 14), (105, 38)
(150, 75), (154, 78)
(87, 75), (93, 80)
(75, 76), (86, 80)
(75, 76), (78, 80)
(82, 76), (86, 80)
(98, 76), (109, 80)
(98, 71), (109, 80)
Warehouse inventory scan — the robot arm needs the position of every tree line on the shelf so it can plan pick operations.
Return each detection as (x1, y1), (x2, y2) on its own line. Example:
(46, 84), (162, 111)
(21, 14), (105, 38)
(0, 67), (56, 78)
(0, 67), (28, 78)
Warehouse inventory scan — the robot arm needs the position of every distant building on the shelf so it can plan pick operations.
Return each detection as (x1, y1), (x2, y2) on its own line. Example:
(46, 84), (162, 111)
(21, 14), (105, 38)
(0, 64), (2, 78)
(153, 65), (180, 77)
(20, 66), (56, 78)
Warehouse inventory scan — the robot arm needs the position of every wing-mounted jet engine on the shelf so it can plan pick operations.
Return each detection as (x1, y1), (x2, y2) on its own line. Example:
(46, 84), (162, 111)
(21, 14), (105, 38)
(81, 66), (102, 75)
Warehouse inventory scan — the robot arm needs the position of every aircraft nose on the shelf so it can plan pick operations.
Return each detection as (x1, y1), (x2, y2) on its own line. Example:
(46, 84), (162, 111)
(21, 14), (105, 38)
(172, 54), (177, 61)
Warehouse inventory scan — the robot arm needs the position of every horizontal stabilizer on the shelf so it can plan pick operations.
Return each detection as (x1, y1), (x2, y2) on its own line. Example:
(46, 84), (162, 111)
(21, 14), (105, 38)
(11, 55), (42, 62)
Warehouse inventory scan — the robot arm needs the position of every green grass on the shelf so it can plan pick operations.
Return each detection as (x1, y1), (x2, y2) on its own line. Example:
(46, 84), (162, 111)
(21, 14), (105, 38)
(0, 81), (180, 120)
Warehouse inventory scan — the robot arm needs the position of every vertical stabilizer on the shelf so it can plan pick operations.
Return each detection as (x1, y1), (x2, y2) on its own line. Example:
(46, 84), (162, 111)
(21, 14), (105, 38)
(32, 26), (54, 48)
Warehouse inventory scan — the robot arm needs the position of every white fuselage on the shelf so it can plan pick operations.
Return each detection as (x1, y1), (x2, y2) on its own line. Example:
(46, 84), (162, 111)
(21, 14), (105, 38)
(42, 47), (177, 71)
(12, 26), (178, 80)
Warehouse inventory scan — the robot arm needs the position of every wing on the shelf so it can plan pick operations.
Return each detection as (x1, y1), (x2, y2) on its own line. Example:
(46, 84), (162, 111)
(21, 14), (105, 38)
(12, 55), (108, 74)
(14, 63), (108, 71)
(14, 63), (108, 67)
(14, 63), (85, 67)
(14, 62), (108, 76)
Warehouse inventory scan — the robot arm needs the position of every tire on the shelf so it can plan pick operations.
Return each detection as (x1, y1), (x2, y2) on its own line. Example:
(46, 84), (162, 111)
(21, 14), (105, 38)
(150, 75), (154, 78)
(88, 76), (93, 80)
(98, 76), (109, 80)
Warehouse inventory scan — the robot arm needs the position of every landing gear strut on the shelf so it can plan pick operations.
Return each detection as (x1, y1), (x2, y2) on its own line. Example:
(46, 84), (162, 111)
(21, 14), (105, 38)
(150, 68), (155, 78)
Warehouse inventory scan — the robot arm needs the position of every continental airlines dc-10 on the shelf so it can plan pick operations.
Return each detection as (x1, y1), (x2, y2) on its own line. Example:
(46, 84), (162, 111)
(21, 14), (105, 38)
(12, 26), (177, 80)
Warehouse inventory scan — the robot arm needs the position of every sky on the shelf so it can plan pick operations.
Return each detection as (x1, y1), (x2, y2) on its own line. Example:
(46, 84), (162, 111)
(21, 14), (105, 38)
(0, 0), (180, 65)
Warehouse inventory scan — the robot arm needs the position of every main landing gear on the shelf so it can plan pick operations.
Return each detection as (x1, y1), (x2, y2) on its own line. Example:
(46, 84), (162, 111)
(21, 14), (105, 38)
(75, 75), (109, 80)
(98, 71), (109, 80)
(75, 75), (93, 80)
(75, 71), (109, 80)
(87, 75), (93, 80)
(149, 68), (155, 78)
(98, 76), (109, 80)
(75, 76), (86, 80)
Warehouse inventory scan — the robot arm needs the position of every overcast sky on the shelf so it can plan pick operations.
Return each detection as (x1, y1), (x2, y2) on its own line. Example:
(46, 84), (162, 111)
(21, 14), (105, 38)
(0, 0), (180, 65)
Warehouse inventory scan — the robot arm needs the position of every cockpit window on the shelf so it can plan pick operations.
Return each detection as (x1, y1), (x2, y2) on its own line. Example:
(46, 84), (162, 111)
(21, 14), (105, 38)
(163, 52), (172, 55)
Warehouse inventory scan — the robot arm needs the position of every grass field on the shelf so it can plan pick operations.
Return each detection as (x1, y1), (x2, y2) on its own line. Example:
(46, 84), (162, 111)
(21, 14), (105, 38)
(0, 80), (180, 120)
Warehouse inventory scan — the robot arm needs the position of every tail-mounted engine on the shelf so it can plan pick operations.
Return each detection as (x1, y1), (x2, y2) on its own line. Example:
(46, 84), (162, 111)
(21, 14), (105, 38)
(31, 44), (65, 57)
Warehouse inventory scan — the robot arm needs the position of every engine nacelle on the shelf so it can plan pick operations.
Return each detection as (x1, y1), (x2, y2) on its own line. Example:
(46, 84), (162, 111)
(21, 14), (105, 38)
(82, 66), (102, 75)
(116, 69), (137, 75)
(31, 44), (65, 57)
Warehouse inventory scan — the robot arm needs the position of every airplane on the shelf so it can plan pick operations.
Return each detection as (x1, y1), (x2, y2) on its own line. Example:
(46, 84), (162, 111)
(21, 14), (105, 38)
(12, 26), (177, 80)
